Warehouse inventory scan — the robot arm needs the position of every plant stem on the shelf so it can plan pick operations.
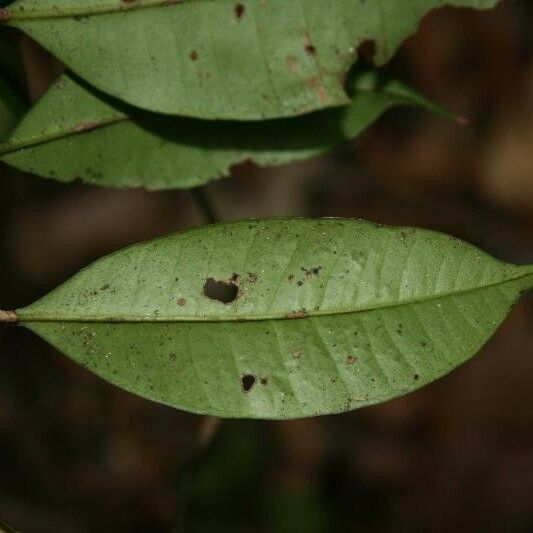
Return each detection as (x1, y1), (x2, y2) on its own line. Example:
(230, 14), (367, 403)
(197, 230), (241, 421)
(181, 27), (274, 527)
(0, 310), (18, 324)
(191, 187), (218, 224)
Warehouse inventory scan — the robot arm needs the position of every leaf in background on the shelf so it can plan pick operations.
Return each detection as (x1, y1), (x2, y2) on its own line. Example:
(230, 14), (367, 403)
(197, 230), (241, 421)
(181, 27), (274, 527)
(4, 218), (532, 419)
(0, 70), (453, 189)
(0, 75), (24, 141)
(0, 519), (19, 533)
(0, 27), (24, 84)
(2, 0), (499, 119)
(0, 25), (26, 140)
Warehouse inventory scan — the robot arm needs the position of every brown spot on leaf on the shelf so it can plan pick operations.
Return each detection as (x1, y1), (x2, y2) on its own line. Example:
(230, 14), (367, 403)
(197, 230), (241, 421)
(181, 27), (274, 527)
(286, 309), (309, 319)
(306, 76), (329, 104)
(234, 3), (245, 19)
(74, 121), (102, 133)
(177, 297), (187, 306)
(189, 50), (198, 61)
(304, 33), (317, 56)
(260, 376), (268, 386)
(346, 355), (356, 365)
(286, 55), (299, 74)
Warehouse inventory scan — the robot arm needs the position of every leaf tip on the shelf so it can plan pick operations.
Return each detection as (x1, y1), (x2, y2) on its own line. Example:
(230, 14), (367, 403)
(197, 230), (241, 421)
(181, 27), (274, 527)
(0, 310), (18, 324)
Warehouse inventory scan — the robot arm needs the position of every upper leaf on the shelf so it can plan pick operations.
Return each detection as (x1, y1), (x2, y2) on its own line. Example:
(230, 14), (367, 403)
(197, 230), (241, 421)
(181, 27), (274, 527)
(0, 70), (452, 189)
(12, 218), (533, 419)
(3, 0), (499, 119)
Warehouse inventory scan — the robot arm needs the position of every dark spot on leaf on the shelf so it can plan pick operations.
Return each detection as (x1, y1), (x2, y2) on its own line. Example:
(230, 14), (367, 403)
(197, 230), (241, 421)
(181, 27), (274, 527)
(204, 278), (239, 304)
(100, 284), (110, 291)
(288, 275), (294, 281)
(234, 3), (245, 19)
(241, 374), (255, 392)
(297, 280), (304, 287)
(414, 374), (420, 381)
(292, 349), (303, 359)
(190, 50), (198, 61)
(248, 273), (257, 283)
(260, 377), (268, 386)
(177, 297), (187, 306)
(286, 309), (309, 319)
(346, 355), (356, 365)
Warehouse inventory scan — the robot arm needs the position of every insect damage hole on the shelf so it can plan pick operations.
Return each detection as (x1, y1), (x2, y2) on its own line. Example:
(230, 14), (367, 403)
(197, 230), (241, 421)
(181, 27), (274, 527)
(241, 374), (256, 392)
(203, 278), (239, 304)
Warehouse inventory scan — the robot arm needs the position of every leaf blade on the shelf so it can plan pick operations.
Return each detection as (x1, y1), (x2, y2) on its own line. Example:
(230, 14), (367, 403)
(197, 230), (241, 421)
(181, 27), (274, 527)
(0, 71), (452, 189)
(14, 218), (533, 419)
(4, 0), (499, 119)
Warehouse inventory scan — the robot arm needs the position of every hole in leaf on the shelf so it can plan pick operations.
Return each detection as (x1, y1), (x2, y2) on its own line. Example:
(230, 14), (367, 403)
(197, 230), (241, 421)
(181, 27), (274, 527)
(241, 374), (255, 392)
(203, 278), (239, 304)
(357, 39), (376, 64)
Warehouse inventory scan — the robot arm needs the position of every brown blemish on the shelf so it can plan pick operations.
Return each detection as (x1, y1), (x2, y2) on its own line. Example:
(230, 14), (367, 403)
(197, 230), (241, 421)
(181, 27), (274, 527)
(234, 3), (245, 19)
(304, 33), (317, 56)
(177, 297), (187, 306)
(74, 121), (102, 133)
(241, 374), (255, 392)
(260, 376), (268, 386)
(346, 355), (356, 365)
(247, 273), (257, 283)
(288, 275), (294, 282)
(302, 266), (322, 277)
(189, 50), (198, 61)
(414, 374), (420, 381)
(292, 349), (303, 359)
(286, 55), (299, 74)
(306, 76), (329, 104)
(286, 309), (309, 319)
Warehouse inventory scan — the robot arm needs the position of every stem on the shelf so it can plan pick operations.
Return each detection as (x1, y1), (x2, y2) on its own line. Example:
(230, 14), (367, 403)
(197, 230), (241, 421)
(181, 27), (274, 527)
(191, 187), (218, 224)
(0, 310), (18, 324)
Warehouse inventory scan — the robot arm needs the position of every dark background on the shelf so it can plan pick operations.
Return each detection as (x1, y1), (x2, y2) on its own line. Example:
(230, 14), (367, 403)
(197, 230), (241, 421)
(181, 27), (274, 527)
(1, 1), (533, 531)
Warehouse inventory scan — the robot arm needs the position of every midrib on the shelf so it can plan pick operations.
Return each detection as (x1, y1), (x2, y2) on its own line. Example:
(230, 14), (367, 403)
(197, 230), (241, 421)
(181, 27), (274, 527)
(15, 269), (533, 324)
(3, 0), (199, 22)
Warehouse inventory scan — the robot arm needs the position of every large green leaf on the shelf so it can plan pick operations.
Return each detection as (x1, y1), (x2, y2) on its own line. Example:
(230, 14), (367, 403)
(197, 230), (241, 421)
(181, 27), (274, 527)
(0, 70), (451, 189)
(4, 219), (532, 419)
(2, 0), (499, 119)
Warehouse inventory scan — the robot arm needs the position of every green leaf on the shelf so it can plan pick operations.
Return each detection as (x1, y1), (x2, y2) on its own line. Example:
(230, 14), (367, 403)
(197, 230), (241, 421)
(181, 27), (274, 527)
(6, 218), (532, 419)
(0, 519), (18, 533)
(0, 70), (452, 190)
(2, 0), (499, 119)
